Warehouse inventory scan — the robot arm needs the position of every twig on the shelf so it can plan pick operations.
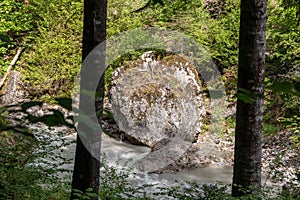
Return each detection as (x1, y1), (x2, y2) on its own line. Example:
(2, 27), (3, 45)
(0, 47), (24, 89)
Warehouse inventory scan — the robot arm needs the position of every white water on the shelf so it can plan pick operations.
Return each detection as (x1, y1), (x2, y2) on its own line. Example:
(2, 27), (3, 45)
(32, 126), (276, 198)
(32, 126), (234, 183)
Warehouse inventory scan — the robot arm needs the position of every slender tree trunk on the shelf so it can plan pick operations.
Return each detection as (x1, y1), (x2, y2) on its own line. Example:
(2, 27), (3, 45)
(232, 0), (267, 197)
(70, 0), (107, 199)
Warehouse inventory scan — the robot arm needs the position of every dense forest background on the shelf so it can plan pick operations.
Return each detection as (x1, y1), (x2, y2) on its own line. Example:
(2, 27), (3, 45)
(0, 0), (299, 199)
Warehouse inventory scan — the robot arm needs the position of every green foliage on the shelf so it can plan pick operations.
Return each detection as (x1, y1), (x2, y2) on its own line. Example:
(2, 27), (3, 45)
(107, 0), (240, 70)
(72, 188), (98, 200)
(20, 0), (83, 101)
(0, 0), (83, 101)
(99, 158), (132, 199)
(263, 0), (300, 134)
(263, 123), (280, 136)
(280, 0), (300, 21)
(278, 115), (300, 147)
(235, 88), (264, 104)
(266, 2), (300, 75)
(0, 102), (73, 199)
(0, 0), (38, 75)
(98, 156), (151, 199)
(107, 0), (145, 36)
(0, 34), (12, 45)
(205, 0), (240, 69)
(1, 0), (298, 107)
(0, 130), (70, 200)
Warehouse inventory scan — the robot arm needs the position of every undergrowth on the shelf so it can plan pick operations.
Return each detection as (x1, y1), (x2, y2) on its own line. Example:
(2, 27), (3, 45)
(0, 107), (72, 199)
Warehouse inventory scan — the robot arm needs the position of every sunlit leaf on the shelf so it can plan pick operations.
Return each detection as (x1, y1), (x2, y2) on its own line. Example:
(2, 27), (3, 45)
(237, 88), (252, 96)
(236, 88), (257, 104)
(236, 93), (254, 104)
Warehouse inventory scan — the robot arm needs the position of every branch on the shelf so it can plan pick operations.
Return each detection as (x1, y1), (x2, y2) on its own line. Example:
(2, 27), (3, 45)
(0, 47), (24, 89)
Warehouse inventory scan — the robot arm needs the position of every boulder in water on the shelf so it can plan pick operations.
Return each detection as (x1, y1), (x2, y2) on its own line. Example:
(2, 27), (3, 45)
(109, 52), (206, 149)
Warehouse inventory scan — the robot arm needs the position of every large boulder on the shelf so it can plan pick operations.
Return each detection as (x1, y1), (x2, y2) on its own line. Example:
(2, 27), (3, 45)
(109, 51), (206, 148)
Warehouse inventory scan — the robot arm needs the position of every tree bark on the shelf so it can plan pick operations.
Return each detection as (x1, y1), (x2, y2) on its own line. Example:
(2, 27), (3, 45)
(70, 0), (107, 199)
(232, 0), (267, 197)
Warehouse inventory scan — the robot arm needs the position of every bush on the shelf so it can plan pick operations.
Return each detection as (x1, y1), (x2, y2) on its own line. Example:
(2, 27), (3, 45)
(0, 104), (72, 199)
(0, 0), (38, 75)
(20, 0), (83, 101)
(0, 129), (70, 200)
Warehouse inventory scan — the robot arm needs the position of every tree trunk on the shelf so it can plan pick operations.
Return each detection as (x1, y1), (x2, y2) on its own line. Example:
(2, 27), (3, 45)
(232, 0), (267, 197)
(70, 0), (107, 199)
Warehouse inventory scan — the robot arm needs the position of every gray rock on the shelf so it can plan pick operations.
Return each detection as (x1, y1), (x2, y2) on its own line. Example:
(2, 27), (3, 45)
(137, 136), (192, 172)
(1, 70), (23, 105)
(109, 52), (206, 148)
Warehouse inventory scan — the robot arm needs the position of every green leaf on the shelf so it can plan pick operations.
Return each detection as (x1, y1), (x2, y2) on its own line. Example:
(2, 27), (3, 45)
(38, 109), (74, 128)
(21, 101), (43, 111)
(26, 114), (39, 123)
(291, 91), (300, 97)
(236, 93), (254, 104)
(268, 81), (293, 93)
(236, 88), (255, 104)
(0, 34), (12, 44)
(55, 98), (72, 111)
(39, 115), (64, 127)
(237, 88), (252, 96)
(86, 188), (93, 192)
(293, 81), (300, 93)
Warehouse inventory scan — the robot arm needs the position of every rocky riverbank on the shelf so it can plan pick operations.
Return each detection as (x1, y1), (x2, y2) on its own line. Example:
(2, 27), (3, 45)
(1, 70), (299, 191)
(103, 96), (300, 191)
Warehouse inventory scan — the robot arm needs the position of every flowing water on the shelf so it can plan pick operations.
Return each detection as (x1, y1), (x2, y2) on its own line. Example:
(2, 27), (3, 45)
(31, 125), (276, 199)
(32, 126), (234, 184)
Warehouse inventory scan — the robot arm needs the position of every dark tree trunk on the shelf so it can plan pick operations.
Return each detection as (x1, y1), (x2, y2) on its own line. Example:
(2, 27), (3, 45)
(70, 0), (107, 199)
(232, 0), (267, 197)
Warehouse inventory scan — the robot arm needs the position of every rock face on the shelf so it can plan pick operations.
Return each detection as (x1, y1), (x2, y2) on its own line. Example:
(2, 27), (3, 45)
(109, 52), (206, 148)
(0, 70), (26, 106)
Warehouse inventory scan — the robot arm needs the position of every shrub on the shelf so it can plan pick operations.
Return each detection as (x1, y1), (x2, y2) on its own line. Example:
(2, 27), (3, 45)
(0, 0), (38, 75)
(0, 129), (71, 200)
(20, 0), (83, 101)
